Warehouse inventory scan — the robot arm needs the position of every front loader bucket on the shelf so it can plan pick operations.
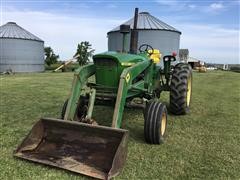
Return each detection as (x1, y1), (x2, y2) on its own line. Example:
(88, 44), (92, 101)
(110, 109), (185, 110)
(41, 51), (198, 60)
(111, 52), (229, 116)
(14, 118), (128, 179)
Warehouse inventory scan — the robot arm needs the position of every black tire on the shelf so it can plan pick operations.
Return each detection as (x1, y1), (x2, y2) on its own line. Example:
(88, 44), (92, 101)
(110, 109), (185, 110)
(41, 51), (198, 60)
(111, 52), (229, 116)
(144, 101), (167, 144)
(76, 96), (89, 121)
(143, 100), (153, 120)
(175, 62), (192, 71)
(61, 99), (68, 119)
(61, 96), (88, 120)
(170, 63), (192, 115)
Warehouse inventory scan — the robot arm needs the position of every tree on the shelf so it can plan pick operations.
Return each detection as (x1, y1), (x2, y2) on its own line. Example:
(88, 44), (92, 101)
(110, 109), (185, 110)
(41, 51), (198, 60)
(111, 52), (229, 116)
(74, 41), (95, 66)
(44, 47), (59, 66)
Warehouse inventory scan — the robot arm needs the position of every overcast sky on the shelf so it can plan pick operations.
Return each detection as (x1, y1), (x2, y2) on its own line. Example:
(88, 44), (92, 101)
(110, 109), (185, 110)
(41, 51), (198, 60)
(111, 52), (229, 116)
(0, 0), (239, 64)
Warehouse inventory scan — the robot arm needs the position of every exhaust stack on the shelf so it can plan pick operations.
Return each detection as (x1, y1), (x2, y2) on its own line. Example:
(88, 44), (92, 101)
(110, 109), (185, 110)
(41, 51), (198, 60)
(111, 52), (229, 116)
(130, 8), (139, 54)
(120, 24), (130, 53)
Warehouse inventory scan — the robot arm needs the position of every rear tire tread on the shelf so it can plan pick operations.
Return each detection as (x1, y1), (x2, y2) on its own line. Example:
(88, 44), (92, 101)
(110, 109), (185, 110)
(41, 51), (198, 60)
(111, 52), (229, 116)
(170, 63), (192, 115)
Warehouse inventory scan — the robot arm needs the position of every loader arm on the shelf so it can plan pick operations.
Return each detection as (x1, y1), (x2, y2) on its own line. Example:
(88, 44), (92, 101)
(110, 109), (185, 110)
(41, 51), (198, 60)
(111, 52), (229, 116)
(112, 60), (152, 128)
(64, 64), (96, 120)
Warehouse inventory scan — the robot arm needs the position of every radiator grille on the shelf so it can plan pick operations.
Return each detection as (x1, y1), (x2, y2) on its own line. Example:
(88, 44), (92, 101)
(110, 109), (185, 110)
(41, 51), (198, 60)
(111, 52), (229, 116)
(94, 58), (117, 66)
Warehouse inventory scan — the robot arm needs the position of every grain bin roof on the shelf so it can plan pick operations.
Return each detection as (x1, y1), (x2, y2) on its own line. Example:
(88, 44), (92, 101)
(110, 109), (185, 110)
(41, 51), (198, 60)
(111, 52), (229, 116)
(108, 12), (181, 34)
(0, 22), (44, 42)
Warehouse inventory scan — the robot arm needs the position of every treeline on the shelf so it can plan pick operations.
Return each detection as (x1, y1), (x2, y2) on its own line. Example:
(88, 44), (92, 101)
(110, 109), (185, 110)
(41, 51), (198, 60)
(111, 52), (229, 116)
(44, 41), (94, 67)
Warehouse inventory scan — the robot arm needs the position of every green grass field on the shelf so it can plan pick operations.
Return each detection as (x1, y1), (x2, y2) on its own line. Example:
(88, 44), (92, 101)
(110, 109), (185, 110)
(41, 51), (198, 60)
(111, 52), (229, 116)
(0, 71), (240, 179)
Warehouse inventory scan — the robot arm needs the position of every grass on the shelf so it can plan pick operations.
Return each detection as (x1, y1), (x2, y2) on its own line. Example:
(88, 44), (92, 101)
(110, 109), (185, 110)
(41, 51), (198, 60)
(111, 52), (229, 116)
(0, 70), (240, 179)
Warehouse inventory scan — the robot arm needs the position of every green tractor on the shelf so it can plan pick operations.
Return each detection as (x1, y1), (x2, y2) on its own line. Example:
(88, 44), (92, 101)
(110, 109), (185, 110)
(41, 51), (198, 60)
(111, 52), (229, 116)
(14, 8), (192, 180)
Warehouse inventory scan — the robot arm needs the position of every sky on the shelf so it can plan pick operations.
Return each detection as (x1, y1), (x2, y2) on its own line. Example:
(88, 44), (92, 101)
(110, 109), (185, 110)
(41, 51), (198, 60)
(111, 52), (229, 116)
(0, 0), (239, 64)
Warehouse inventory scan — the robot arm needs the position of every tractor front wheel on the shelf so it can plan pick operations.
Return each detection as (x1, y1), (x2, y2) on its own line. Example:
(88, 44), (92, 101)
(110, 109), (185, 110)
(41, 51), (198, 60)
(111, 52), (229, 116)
(61, 96), (89, 120)
(170, 63), (192, 115)
(144, 101), (167, 144)
(61, 99), (68, 119)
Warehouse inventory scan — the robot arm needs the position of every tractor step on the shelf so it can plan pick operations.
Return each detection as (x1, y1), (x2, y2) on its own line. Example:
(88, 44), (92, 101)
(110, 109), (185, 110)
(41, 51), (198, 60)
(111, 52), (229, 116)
(14, 118), (128, 180)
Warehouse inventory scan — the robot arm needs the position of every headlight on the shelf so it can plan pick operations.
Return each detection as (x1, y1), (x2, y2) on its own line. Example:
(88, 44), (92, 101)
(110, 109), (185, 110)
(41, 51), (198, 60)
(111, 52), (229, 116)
(164, 57), (169, 61)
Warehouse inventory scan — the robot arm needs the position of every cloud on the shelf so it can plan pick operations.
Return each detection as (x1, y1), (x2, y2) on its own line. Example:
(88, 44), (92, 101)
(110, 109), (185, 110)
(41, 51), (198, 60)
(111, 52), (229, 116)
(188, 4), (196, 9)
(155, 0), (179, 6)
(204, 2), (226, 13)
(178, 24), (239, 63)
(210, 2), (224, 10)
(155, 1), (227, 14)
(1, 8), (239, 64)
(155, 1), (199, 12)
(106, 4), (117, 9)
(1, 9), (123, 60)
(155, 0), (186, 11)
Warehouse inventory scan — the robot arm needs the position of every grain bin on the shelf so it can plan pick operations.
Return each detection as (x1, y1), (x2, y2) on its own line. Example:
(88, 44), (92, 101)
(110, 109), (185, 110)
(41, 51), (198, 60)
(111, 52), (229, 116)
(107, 12), (181, 62)
(0, 22), (44, 72)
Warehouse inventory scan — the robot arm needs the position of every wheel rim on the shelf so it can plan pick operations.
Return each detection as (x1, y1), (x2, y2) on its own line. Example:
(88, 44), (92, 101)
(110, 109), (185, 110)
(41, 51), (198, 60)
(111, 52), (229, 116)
(160, 112), (167, 136)
(186, 75), (192, 107)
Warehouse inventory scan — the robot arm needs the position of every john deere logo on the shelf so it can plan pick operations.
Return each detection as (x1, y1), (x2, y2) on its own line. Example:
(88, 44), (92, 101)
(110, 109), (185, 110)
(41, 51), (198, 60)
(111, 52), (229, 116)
(126, 73), (130, 83)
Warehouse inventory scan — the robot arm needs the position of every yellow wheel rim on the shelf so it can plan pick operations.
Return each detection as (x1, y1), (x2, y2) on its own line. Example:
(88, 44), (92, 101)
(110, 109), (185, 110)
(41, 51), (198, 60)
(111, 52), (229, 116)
(186, 75), (192, 107)
(160, 112), (167, 136)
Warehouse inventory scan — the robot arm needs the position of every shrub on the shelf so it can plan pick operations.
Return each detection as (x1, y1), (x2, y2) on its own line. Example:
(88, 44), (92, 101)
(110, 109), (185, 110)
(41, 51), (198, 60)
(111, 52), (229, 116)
(230, 66), (240, 73)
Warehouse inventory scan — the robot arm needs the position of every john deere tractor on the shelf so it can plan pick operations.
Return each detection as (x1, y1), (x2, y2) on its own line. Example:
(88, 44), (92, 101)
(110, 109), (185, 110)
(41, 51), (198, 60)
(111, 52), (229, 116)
(15, 8), (192, 180)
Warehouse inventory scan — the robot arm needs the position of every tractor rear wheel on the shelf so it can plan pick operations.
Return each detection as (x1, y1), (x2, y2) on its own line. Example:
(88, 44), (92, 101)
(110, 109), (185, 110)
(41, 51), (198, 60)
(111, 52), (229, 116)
(61, 96), (89, 120)
(170, 63), (192, 115)
(144, 101), (167, 144)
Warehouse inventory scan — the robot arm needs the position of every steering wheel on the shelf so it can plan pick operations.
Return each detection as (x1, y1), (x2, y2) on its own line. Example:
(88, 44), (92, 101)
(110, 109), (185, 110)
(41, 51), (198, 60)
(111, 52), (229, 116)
(138, 44), (154, 55)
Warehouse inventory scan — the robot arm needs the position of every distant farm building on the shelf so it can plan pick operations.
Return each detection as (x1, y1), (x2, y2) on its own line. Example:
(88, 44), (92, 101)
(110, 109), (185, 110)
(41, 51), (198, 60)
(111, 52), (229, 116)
(223, 64), (229, 70)
(179, 49), (205, 69)
(187, 57), (205, 69)
(0, 22), (44, 72)
(179, 49), (189, 63)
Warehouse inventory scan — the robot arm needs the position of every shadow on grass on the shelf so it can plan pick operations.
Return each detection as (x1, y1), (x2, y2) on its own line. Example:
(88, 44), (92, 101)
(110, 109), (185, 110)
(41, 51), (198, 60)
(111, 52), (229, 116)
(93, 104), (176, 144)
(93, 105), (146, 144)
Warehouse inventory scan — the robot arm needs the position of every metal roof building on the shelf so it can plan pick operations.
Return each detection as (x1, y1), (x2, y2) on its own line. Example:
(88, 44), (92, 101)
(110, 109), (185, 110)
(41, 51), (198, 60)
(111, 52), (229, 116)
(0, 22), (44, 72)
(107, 12), (181, 63)
(179, 49), (189, 63)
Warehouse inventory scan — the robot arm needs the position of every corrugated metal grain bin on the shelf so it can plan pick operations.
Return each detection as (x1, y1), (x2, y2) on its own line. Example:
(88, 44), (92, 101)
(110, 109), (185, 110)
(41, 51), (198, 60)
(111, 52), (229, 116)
(0, 22), (44, 72)
(107, 12), (181, 63)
